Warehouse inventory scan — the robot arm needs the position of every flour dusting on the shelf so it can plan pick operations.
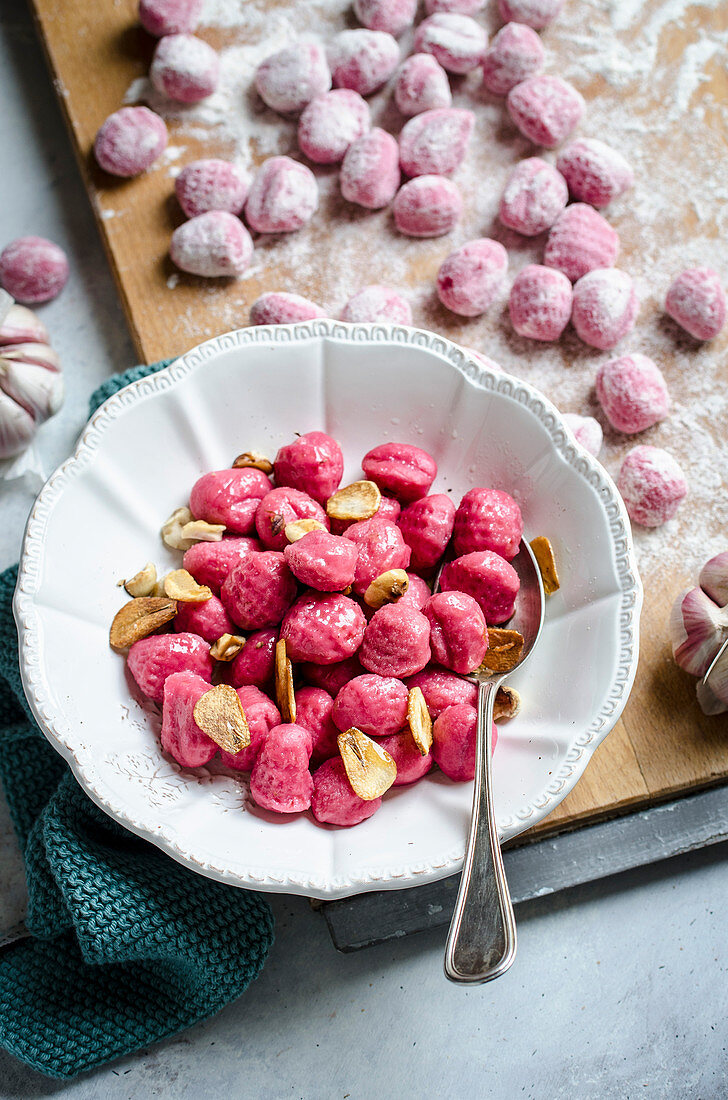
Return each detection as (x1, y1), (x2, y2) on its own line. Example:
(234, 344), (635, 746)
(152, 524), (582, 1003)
(122, 0), (728, 585)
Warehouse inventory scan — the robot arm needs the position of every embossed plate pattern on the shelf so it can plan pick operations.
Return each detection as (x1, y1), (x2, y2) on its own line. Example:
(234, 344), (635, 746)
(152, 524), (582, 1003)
(14, 323), (642, 898)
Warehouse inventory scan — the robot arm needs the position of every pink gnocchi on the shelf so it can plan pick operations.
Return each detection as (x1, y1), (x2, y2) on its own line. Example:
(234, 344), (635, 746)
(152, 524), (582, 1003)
(255, 42), (331, 115)
(174, 594), (235, 642)
(453, 487), (523, 560)
(362, 442), (437, 502)
(353, 0), (418, 37)
(249, 723), (314, 813)
(221, 551), (297, 630)
(398, 107), (474, 178)
(182, 537), (260, 593)
(343, 516), (411, 595)
(190, 467), (272, 534)
(294, 686), (340, 765)
(127, 632), (213, 703)
(397, 494), (456, 574)
(359, 603), (432, 677)
(440, 550), (520, 623)
(406, 667), (478, 717)
(284, 529), (359, 591)
(281, 591), (367, 663)
(394, 53), (452, 116)
(298, 90), (371, 165)
(274, 431), (344, 504)
(311, 757), (382, 825)
(432, 703), (498, 782)
(228, 629), (278, 689)
(255, 486), (329, 550)
(378, 731), (433, 785)
(327, 29), (400, 96)
(340, 128), (401, 209)
(245, 156), (319, 234)
(423, 591), (488, 674)
(507, 75), (584, 149)
(332, 674), (409, 737)
(115, 428), (531, 829)
(414, 13), (487, 74)
(392, 174), (463, 237)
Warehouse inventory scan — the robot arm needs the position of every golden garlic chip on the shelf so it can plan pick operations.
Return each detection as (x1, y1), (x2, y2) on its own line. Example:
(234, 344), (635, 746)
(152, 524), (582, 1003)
(338, 728), (397, 800)
(109, 597), (177, 652)
(480, 629), (525, 673)
(161, 506), (194, 550)
(326, 480), (381, 522)
(285, 518), (327, 542)
(180, 519), (225, 543)
(123, 562), (158, 598)
(210, 634), (246, 662)
(364, 569), (409, 610)
(275, 638), (296, 723)
(232, 451), (274, 475)
(407, 686), (433, 755)
(193, 684), (250, 754)
(493, 685), (522, 722)
(163, 569), (213, 603)
(530, 536), (560, 595)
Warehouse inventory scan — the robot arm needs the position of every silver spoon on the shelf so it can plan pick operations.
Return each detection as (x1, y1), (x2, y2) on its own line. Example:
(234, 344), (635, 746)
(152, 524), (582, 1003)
(438, 540), (545, 984)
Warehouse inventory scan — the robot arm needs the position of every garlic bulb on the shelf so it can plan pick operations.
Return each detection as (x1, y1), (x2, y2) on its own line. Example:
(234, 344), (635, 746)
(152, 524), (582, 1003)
(0, 300), (64, 458)
(670, 553), (728, 715)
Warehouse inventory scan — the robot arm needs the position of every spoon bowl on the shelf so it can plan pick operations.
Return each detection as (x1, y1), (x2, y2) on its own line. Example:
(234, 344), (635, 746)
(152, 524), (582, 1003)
(442, 539), (545, 984)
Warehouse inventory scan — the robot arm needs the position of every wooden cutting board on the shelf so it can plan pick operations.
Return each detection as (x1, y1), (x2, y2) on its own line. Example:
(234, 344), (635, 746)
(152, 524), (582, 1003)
(28, 0), (728, 838)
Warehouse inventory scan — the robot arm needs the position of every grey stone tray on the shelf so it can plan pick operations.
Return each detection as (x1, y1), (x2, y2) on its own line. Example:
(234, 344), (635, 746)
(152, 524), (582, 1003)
(3, 785), (728, 955)
(320, 785), (728, 952)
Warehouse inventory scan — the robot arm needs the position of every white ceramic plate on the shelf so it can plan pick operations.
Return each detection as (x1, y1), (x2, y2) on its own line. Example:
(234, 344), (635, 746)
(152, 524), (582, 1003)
(15, 322), (642, 899)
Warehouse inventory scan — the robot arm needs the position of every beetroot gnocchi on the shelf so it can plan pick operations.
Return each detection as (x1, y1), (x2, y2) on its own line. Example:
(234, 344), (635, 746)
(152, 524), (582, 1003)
(190, 468), (271, 535)
(111, 430), (533, 829)
(332, 674), (409, 737)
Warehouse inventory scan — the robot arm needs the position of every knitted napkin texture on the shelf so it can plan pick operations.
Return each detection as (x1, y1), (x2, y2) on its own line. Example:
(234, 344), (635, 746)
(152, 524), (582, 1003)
(0, 362), (274, 1079)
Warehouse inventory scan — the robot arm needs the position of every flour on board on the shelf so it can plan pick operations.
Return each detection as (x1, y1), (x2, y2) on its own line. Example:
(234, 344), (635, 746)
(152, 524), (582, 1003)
(122, 0), (728, 583)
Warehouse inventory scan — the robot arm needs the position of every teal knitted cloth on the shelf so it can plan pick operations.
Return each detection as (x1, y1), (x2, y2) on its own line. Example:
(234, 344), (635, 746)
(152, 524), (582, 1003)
(0, 362), (274, 1079)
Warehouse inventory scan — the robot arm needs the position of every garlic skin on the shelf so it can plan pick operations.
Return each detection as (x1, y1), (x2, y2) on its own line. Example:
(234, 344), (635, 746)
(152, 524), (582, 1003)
(0, 390), (36, 457)
(670, 552), (728, 716)
(670, 586), (728, 678)
(0, 299), (64, 459)
(1, 342), (60, 371)
(696, 670), (728, 716)
(699, 552), (728, 608)
(0, 359), (65, 424)
(0, 304), (49, 346)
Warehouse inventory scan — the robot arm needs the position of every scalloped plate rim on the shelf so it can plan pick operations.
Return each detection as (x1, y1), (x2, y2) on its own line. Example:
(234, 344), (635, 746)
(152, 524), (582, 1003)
(14, 321), (643, 899)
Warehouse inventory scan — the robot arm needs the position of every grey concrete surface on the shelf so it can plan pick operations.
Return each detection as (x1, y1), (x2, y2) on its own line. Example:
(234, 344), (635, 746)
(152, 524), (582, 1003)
(1, 1), (727, 1097)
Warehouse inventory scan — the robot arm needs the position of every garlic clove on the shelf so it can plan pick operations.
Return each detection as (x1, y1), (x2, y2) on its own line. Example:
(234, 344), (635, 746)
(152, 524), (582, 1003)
(699, 552), (728, 609)
(669, 586), (728, 678)
(0, 290), (12, 326)
(0, 303), (49, 347)
(702, 640), (728, 706)
(0, 359), (65, 424)
(0, 389), (36, 458)
(696, 677), (728, 716)
(1, 343), (61, 371)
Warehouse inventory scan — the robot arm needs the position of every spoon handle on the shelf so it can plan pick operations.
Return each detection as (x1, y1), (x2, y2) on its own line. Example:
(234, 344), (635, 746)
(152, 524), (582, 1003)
(443, 678), (517, 984)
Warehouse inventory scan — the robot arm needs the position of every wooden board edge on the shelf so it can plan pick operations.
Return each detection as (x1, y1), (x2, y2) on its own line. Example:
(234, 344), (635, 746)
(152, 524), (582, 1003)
(27, 0), (149, 362)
